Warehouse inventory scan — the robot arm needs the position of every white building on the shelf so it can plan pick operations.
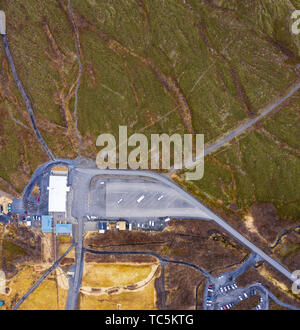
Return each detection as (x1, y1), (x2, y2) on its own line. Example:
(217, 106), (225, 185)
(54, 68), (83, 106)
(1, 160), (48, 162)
(47, 174), (70, 214)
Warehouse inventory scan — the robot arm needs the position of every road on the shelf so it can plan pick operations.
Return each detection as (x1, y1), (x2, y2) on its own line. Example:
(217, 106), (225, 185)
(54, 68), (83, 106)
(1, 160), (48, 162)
(1, 35), (55, 160)
(84, 248), (213, 279)
(85, 248), (213, 310)
(66, 218), (84, 310)
(13, 244), (74, 310)
(2, 1), (298, 310)
(169, 79), (300, 174)
(12, 160), (298, 309)
(202, 252), (299, 310)
(203, 253), (259, 310)
(78, 167), (297, 283)
(256, 283), (299, 310)
(16, 161), (298, 308)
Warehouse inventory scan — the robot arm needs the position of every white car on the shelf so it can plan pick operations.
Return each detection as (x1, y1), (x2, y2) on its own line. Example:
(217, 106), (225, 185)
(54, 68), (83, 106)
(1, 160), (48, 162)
(137, 195), (145, 203)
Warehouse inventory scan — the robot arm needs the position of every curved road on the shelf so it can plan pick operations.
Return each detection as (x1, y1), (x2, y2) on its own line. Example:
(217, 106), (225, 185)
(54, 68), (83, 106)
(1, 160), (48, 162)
(84, 248), (212, 280)
(249, 282), (299, 311)
(65, 247), (212, 310)
(81, 168), (298, 283)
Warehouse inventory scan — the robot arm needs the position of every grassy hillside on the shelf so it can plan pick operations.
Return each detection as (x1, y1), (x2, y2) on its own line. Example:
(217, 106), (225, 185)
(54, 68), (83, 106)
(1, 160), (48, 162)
(0, 0), (299, 225)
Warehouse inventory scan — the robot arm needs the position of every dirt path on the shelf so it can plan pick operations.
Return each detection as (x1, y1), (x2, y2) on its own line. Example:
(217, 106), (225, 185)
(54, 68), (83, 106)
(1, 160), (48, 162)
(56, 266), (69, 290)
(169, 78), (300, 175)
(80, 263), (160, 296)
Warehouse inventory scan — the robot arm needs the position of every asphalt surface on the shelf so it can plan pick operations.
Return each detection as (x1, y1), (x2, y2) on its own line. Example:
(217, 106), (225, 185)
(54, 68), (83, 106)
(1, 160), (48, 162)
(71, 167), (211, 219)
(203, 253), (258, 310)
(12, 159), (299, 309)
(75, 167), (297, 283)
(66, 218), (84, 310)
(3, 0), (299, 310)
(11, 159), (295, 309)
(203, 253), (299, 311)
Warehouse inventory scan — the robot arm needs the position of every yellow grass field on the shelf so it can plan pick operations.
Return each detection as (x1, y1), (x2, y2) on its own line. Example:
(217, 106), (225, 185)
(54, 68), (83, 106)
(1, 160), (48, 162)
(80, 280), (157, 310)
(82, 263), (155, 287)
(80, 262), (160, 310)
(58, 241), (74, 259)
(20, 275), (68, 310)
(0, 265), (45, 310)
(0, 265), (68, 310)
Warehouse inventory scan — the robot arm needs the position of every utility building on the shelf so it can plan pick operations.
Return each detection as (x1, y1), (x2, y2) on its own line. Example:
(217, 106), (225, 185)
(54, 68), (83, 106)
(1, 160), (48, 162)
(42, 215), (53, 233)
(116, 221), (126, 231)
(98, 221), (107, 234)
(56, 223), (72, 235)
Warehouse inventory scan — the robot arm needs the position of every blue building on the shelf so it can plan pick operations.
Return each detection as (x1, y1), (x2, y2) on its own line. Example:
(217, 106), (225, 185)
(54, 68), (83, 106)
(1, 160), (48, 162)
(41, 215), (53, 233)
(98, 222), (107, 233)
(56, 223), (72, 235)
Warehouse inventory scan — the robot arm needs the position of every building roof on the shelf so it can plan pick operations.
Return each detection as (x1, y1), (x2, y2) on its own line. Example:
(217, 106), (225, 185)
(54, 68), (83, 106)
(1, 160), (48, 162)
(117, 221), (126, 230)
(47, 175), (70, 213)
(42, 215), (53, 233)
(56, 223), (72, 234)
(98, 222), (107, 230)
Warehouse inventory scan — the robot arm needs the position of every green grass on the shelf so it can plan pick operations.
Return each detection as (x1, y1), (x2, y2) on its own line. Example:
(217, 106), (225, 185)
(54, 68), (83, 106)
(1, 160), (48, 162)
(0, 0), (299, 217)
(2, 240), (27, 263)
(181, 93), (300, 221)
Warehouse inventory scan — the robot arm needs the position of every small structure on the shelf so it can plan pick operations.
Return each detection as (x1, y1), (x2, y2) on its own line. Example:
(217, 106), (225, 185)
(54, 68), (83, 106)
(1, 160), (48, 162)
(56, 223), (72, 235)
(116, 221), (126, 231)
(42, 215), (53, 233)
(98, 221), (107, 234)
(0, 11), (6, 35)
(67, 271), (75, 278)
(26, 220), (31, 227)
